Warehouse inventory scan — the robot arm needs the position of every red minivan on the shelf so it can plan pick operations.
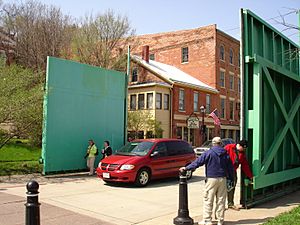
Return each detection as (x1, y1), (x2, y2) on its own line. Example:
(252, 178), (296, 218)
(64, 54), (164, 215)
(96, 139), (196, 186)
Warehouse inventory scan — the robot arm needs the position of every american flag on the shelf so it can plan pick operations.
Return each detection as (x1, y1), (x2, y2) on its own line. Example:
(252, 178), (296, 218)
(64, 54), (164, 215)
(209, 109), (221, 126)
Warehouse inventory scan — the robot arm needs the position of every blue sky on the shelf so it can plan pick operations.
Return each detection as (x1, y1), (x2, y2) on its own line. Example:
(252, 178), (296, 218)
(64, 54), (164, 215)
(5, 0), (300, 43)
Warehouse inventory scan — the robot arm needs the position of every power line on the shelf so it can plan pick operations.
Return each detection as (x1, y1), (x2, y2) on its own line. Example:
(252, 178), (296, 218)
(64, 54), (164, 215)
(223, 10), (298, 33)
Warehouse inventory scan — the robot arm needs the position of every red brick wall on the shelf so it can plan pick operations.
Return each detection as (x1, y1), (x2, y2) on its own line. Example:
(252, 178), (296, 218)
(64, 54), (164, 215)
(132, 25), (217, 88)
(216, 30), (240, 126)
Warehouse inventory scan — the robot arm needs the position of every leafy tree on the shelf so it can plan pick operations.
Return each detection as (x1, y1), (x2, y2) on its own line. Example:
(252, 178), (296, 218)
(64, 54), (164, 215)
(72, 10), (136, 71)
(0, 0), (73, 69)
(0, 58), (44, 148)
(127, 111), (164, 139)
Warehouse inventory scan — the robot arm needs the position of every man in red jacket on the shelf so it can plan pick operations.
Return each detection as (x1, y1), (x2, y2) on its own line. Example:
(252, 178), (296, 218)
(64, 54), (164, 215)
(224, 140), (253, 210)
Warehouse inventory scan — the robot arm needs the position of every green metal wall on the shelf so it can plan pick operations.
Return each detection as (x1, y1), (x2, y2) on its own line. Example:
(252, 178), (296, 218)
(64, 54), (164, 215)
(241, 9), (300, 207)
(42, 57), (126, 174)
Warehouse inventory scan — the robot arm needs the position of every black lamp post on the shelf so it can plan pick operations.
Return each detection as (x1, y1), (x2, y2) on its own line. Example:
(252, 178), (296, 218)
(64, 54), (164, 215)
(200, 105), (206, 144)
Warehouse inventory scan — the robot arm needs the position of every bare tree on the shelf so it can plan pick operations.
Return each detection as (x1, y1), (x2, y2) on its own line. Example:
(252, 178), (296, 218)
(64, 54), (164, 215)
(72, 10), (136, 71)
(0, 0), (73, 69)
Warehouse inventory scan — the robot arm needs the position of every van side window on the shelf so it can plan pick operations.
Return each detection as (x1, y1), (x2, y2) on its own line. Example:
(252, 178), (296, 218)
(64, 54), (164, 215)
(166, 141), (181, 156)
(153, 142), (168, 157)
(166, 141), (193, 156)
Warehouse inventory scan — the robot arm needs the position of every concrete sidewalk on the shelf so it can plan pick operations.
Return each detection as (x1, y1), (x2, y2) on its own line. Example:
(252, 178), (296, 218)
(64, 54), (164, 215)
(1, 171), (299, 225)
(0, 192), (113, 225)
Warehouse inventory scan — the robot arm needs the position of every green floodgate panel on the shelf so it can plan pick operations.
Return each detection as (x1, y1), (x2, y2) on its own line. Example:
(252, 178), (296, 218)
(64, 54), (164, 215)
(241, 9), (300, 207)
(42, 57), (126, 174)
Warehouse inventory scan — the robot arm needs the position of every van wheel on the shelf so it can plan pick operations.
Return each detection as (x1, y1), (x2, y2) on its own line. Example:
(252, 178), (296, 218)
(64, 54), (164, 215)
(135, 168), (150, 187)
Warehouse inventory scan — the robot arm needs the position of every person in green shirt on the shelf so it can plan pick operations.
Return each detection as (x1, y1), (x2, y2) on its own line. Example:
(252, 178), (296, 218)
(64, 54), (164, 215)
(85, 139), (97, 175)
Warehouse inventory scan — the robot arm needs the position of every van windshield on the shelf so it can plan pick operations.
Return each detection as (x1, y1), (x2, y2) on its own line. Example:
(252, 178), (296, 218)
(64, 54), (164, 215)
(115, 141), (154, 156)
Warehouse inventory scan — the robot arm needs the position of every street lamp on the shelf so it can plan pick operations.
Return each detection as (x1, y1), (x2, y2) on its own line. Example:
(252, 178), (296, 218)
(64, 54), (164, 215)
(200, 105), (206, 144)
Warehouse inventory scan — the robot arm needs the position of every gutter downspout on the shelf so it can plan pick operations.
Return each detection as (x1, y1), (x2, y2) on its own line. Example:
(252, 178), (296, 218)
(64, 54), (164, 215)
(169, 84), (174, 138)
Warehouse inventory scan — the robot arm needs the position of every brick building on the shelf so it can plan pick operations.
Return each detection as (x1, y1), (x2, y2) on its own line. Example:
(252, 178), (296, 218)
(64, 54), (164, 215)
(131, 24), (241, 141)
(128, 48), (218, 147)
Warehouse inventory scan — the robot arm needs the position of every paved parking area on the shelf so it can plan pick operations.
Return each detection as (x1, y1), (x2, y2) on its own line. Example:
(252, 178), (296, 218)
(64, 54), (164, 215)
(1, 168), (299, 225)
(0, 169), (209, 225)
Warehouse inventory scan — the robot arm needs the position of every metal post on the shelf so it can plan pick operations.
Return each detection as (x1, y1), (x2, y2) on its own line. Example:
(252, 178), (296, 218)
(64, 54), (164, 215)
(201, 110), (205, 143)
(200, 105), (206, 144)
(25, 180), (40, 225)
(173, 170), (194, 225)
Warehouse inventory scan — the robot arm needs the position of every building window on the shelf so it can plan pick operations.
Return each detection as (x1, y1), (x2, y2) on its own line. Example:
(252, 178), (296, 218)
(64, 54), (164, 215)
(238, 51), (241, 67)
(228, 130), (234, 139)
(138, 94), (145, 110)
(179, 89), (185, 111)
(220, 71), (225, 88)
(206, 94), (211, 113)
(193, 92), (199, 112)
(176, 127), (182, 139)
(149, 54), (155, 60)
(146, 93), (153, 109)
(229, 100), (234, 120)
(164, 94), (169, 110)
(220, 45), (225, 61)
(229, 48), (234, 64)
(156, 93), (162, 109)
(181, 47), (188, 63)
(221, 129), (226, 138)
(132, 68), (138, 82)
(229, 74), (234, 90)
(130, 94), (136, 110)
(238, 77), (241, 93)
(220, 98), (226, 118)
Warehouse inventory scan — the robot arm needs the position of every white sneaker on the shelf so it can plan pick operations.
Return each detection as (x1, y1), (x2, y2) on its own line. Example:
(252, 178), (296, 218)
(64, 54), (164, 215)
(217, 221), (224, 225)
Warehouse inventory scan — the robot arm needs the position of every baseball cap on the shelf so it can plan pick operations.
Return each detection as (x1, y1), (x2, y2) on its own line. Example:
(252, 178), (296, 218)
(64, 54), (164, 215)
(238, 140), (248, 148)
(212, 137), (222, 144)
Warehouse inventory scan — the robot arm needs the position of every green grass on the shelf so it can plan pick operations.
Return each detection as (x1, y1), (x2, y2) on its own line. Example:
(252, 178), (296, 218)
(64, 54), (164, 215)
(263, 205), (300, 225)
(0, 140), (42, 176)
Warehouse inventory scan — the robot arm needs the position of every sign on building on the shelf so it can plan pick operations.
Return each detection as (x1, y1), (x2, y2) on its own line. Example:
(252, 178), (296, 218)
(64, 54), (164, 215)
(187, 116), (199, 129)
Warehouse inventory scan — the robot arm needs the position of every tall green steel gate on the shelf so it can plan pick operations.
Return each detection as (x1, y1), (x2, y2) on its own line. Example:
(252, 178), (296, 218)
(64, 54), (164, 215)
(241, 9), (300, 207)
(42, 57), (127, 174)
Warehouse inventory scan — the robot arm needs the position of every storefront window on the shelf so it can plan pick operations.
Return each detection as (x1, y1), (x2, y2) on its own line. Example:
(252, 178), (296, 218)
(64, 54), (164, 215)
(176, 127), (182, 139)
(183, 127), (188, 142)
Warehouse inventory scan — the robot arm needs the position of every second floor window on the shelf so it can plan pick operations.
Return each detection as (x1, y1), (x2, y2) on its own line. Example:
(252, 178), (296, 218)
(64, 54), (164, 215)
(179, 89), (185, 111)
(206, 94), (211, 113)
(138, 94), (144, 110)
(132, 68), (138, 82)
(182, 47), (189, 63)
(220, 71), (225, 87)
(193, 92), (199, 112)
(220, 98), (225, 118)
(156, 93), (162, 109)
(164, 94), (169, 110)
(229, 48), (234, 64)
(238, 77), (241, 93)
(130, 94), (136, 110)
(149, 54), (155, 60)
(229, 75), (234, 90)
(220, 45), (225, 61)
(147, 93), (153, 109)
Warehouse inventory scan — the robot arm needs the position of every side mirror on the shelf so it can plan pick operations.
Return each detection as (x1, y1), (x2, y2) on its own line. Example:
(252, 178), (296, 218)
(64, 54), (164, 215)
(150, 151), (159, 157)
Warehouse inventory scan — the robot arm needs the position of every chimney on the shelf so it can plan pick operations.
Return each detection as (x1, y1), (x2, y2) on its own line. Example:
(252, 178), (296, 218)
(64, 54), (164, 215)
(142, 45), (149, 63)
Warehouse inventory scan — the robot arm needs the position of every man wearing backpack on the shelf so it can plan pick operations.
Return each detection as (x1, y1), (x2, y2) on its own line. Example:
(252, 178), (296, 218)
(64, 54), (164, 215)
(85, 139), (98, 175)
(180, 137), (234, 225)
